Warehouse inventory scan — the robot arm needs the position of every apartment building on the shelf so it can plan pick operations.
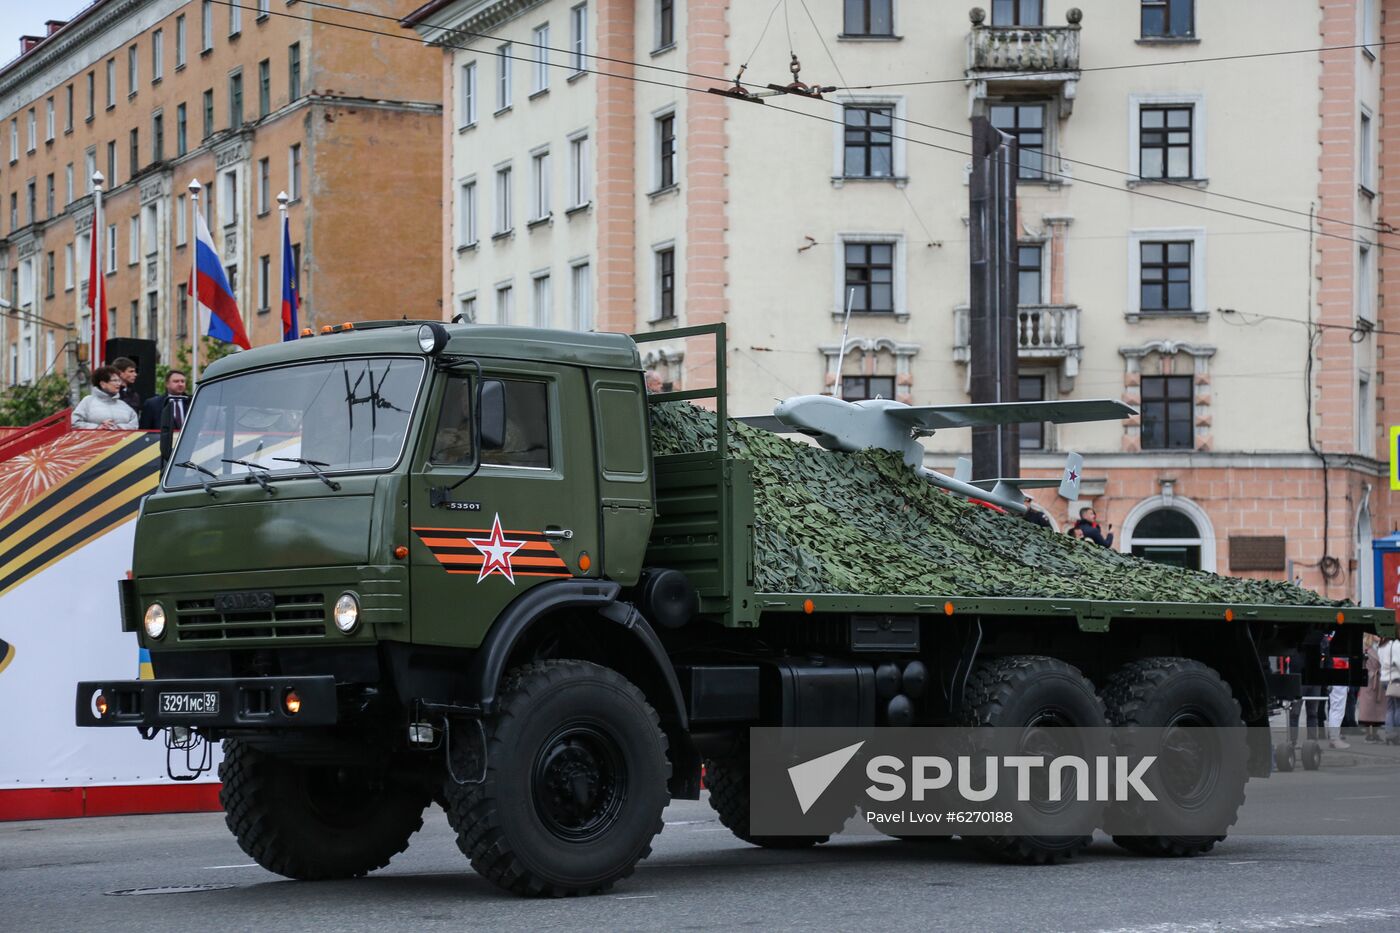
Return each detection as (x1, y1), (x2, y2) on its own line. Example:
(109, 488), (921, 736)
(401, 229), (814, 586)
(0, 0), (442, 383)
(408, 0), (1394, 602)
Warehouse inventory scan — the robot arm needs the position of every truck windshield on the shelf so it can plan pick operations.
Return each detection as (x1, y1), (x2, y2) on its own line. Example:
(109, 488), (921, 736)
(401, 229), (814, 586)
(165, 357), (425, 488)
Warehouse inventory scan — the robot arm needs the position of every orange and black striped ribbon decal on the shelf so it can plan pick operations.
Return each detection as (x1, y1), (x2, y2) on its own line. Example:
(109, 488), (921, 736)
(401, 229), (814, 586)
(412, 525), (572, 579)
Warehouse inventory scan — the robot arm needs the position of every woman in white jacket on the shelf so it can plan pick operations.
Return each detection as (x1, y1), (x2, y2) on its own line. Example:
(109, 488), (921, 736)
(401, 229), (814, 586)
(1379, 637), (1400, 745)
(71, 366), (139, 430)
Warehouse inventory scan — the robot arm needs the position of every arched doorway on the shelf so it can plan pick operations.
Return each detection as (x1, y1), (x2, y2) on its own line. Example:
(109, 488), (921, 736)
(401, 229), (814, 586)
(1121, 495), (1216, 572)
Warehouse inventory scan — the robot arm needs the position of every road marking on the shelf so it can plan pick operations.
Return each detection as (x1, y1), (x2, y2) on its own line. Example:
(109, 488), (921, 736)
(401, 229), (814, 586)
(201, 864), (260, 870)
(664, 819), (714, 826)
(1226, 861), (1259, 865)
(1094, 904), (1400, 932)
(1336, 794), (1389, 800)
(614, 895), (657, 900)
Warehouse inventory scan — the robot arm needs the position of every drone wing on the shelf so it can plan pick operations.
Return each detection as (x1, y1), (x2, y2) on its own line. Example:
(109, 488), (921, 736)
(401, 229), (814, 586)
(883, 399), (1135, 431)
(734, 414), (793, 433)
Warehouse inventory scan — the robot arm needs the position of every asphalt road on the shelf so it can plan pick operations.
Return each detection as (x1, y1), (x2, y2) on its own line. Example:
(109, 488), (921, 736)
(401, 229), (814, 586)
(5, 753), (1400, 933)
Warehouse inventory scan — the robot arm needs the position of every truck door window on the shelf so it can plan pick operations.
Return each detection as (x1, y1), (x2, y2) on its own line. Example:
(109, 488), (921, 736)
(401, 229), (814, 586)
(430, 376), (552, 469)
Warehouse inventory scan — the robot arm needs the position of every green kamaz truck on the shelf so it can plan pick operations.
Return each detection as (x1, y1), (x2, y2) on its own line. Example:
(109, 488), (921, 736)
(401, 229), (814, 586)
(76, 321), (1393, 896)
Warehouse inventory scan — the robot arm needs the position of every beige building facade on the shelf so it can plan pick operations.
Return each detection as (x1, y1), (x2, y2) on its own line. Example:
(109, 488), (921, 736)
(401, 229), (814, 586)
(0, 0), (442, 383)
(411, 0), (1397, 604)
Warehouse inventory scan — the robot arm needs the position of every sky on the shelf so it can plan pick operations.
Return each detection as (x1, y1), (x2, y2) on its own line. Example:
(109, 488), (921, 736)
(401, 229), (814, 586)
(0, 1), (94, 72)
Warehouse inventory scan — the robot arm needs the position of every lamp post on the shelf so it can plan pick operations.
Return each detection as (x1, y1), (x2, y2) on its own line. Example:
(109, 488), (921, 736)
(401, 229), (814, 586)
(188, 178), (201, 384)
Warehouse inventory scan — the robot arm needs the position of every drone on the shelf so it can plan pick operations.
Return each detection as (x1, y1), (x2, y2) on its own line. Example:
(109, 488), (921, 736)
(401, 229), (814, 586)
(738, 394), (1135, 514)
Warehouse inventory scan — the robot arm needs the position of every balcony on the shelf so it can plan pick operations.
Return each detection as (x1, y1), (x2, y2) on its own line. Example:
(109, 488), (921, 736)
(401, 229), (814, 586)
(965, 8), (1082, 117)
(952, 304), (1082, 388)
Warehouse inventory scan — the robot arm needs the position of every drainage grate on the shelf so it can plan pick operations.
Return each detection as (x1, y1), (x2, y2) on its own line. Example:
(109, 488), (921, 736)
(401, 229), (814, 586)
(104, 884), (237, 896)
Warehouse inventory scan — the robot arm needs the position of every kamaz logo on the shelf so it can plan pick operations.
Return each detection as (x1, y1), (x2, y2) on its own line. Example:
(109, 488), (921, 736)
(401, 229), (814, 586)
(214, 591), (277, 613)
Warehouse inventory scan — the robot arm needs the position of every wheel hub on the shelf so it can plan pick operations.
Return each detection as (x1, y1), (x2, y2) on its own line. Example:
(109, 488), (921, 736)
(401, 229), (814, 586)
(531, 724), (627, 842)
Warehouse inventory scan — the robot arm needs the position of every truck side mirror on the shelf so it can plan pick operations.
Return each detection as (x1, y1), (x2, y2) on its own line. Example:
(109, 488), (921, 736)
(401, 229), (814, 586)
(480, 379), (507, 450)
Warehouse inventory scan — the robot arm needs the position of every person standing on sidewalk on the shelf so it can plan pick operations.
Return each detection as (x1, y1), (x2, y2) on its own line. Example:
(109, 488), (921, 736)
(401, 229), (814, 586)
(1358, 633), (1386, 743)
(1379, 636), (1400, 745)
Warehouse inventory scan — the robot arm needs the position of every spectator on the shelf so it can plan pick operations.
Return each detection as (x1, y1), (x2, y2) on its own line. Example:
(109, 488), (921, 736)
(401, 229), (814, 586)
(1379, 635), (1400, 746)
(139, 370), (190, 431)
(110, 356), (142, 415)
(1066, 525), (1086, 541)
(71, 366), (139, 430)
(1358, 633), (1386, 744)
(1074, 507), (1114, 547)
(1021, 497), (1052, 529)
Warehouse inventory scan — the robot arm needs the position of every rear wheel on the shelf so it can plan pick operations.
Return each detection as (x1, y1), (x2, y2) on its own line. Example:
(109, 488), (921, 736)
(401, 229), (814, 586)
(441, 660), (670, 897)
(1101, 657), (1246, 858)
(219, 739), (428, 880)
(956, 655), (1107, 865)
(705, 757), (831, 849)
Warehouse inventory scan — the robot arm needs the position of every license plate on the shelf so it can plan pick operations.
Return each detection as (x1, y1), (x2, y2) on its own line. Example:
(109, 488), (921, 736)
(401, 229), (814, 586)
(214, 591), (276, 613)
(160, 691), (220, 715)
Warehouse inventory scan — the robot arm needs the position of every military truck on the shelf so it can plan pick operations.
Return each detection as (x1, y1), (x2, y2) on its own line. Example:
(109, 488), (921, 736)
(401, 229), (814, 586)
(76, 321), (1392, 896)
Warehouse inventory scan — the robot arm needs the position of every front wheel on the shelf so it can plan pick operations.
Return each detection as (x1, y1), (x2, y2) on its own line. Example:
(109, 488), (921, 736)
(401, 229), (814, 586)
(442, 659), (670, 897)
(218, 739), (428, 880)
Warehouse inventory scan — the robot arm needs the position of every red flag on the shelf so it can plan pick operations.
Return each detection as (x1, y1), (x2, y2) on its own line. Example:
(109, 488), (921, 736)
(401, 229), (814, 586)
(86, 208), (107, 366)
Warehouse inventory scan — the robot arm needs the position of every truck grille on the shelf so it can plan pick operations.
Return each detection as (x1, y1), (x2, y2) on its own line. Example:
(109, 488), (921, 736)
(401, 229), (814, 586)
(174, 593), (326, 641)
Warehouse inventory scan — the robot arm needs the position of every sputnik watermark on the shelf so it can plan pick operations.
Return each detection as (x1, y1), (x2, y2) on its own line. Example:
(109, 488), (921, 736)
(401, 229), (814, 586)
(864, 754), (1157, 803)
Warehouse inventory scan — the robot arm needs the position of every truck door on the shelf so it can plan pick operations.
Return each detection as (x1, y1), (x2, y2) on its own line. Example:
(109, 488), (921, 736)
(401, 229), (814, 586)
(408, 361), (599, 648)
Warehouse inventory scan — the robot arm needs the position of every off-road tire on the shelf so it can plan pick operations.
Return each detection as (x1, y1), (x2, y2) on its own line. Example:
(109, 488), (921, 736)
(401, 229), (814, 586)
(956, 655), (1107, 865)
(218, 739), (428, 880)
(441, 659), (670, 897)
(1101, 657), (1246, 858)
(704, 757), (831, 849)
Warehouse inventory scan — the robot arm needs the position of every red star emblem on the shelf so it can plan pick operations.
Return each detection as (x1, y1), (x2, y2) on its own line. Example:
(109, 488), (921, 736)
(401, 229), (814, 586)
(468, 513), (527, 584)
(1067, 468), (1079, 482)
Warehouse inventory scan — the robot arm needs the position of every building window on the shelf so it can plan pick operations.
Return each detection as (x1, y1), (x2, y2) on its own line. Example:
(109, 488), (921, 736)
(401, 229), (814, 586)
(128, 45), (139, 95)
(64, 243), (74, 290)
(1141, 0), (1193, 39)
(257, 0), (270, 20)
(106, 223), (117, 273)
(177, 283), (189, 337)
(147, 292), (158, 341)
(229, 71), (243, 128)
(1363, 0), (1379, 52)
(258, 59), (271, 117)
(991, 0), (1042, 25)
(497, 43), (513, 110)
(654, 246), (675, 320)
(1140, 241), (1191, 312)
(202, 88), (214, 138)
(495, 165), (513, 233)
(1140, 375), (1194, 449)
(1018, 374), (1045, 449)
(458, 294), (476, 323)
(1129, 508), (1202, 568)
(45, 98), (54, 141)
(459, 179), (477, 246)
(845, 242), (895, 313)
(533, 24), (550, 94)
(258, 254), (271, 312)
(105, 58), (116, 108)
(229, 1), (241, 36)
(152, 111), (164, 161)
(496, 282), (514, 324)
(65, 85), (73, 132)
(176, 103), (187, 155)
(989, 103), (1045, 180)
(44, 174), (54, 218)
(568, 132), (590, 206)
(289, 144), (302, 200)
(26, 109), (35, 152)
(1019, 243), (1043, 303)
(531, 149), (550, 220)
(152, 29), (164, 81)
(570, 3), (588, 72)
(219, 171), (237, 226)
(25, 180), (35, 224)
(1360, 109), (1375, 193)
(65, 163), (73, 204)
(843, 0), (893, 36)
(1359, 373), (1373, 452)
(532, 273), (551, 327)
(843, 105), (893, 177)
(655, 112), (676, 189)
(201, 0), (213, 50)
(1139, 106), (1192, 179)
(258, 158), (270, 214)
(289, 43), (302, 99)
(656, 0), (675, 49)
(143, 203), (157, 256)
(8, 120), (15, 162)
(107, 140), (117, 184)
(842, 375), (896, 402)
(460, 61), (477, 127)
(177, 193), (187, 245)
(571, 261), (592, 330)
(129, 215), (140, 264)
(45, 251), (55, 298)
(1359, 243), (1374, 322)
(84, 147), (96, 192)
(129, 128), (139, 179)
(86, 72), (95, 120)
(176, 14), (187, 67)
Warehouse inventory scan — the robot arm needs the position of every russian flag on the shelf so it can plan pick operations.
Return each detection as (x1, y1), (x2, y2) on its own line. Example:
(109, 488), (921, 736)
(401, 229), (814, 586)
(193, 209), (251, 349)
(281, 213), (299, 341)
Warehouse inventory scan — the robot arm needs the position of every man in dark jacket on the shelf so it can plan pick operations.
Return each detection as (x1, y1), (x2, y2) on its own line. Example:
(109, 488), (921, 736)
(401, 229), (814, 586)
(139, 370), (190, 430)
(1073, 506), (1114, 547)
(111, 356), (142, 415)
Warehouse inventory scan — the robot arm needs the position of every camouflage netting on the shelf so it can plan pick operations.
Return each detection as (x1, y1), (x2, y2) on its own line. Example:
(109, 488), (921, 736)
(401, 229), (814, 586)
(650, 402), (1340, 607)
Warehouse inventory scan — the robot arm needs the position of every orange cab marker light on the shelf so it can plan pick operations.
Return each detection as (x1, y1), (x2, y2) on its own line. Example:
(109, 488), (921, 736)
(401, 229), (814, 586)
(321, 325), (334, 334)
(1336, 611), (1345, 624)
(944, 601), (955, 616)
(802, 599), (814, 615)
(95, 693), (109, 717)
(393, 545), (409, 560)
(301, 327), (314, 337)
(283, 690), (302, 715)
(1224, 609), (1234, 622)
(578, 553), (591, 572)
(341, 322), (353, 330)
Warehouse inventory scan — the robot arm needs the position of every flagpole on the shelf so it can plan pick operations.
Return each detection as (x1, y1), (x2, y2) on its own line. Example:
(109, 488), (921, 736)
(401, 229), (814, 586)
(277, 190), (289, 340)
(188, 178), (201, 386)
(91, 170), (104, 367)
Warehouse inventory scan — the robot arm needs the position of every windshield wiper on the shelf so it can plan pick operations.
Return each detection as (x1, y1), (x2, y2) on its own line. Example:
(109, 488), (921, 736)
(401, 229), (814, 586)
(221, 458), (276, 494)
(273, 457), (342, 491)
(174, 460), (219, 498)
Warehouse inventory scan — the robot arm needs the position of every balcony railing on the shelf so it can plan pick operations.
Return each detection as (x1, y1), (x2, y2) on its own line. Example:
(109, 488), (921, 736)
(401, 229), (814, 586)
(967, 16), (1082, 74)
(953, 304), (1081, 361)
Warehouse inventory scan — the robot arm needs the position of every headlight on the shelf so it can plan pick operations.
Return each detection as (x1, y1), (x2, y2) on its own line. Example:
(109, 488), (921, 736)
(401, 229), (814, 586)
(333, 593), (360, 633)
(417, 322), (448, 355)
(143, 603), (166, 639)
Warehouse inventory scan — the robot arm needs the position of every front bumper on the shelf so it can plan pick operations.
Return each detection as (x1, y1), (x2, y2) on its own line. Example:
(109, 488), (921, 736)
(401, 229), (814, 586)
(75, 676), (339, 728)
